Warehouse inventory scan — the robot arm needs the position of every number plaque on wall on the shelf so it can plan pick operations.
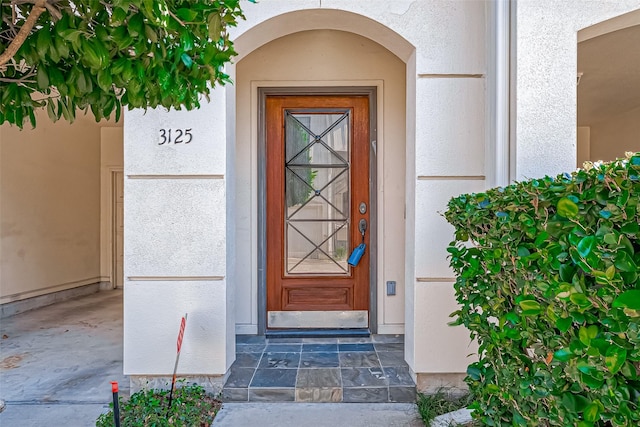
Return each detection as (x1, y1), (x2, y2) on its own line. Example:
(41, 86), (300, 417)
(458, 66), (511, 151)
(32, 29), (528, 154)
(158, 128), (193, 145)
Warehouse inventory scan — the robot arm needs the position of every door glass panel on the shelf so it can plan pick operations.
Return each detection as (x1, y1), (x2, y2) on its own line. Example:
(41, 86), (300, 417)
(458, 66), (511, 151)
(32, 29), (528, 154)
(285, 111), (350, 276)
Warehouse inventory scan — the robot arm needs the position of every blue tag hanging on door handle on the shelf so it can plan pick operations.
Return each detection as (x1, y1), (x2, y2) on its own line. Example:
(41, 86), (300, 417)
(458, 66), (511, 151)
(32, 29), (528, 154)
(348, 218), (367, 267)
(348, 243), (366, 267)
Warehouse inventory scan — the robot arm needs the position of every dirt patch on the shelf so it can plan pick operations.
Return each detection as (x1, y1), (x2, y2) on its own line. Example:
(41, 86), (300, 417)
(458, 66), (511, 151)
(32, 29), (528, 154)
(0, 353), (27, 369)
(78, 321), (98, 329)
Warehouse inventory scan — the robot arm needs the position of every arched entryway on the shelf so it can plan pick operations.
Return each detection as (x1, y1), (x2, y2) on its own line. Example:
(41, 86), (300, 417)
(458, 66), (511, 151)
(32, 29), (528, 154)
(220, 10), (417, 403)
(227, 10), (414, 339)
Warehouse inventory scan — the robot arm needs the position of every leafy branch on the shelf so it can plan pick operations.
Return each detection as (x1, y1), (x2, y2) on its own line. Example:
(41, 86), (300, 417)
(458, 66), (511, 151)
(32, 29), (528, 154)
(0, 0), (254, 128)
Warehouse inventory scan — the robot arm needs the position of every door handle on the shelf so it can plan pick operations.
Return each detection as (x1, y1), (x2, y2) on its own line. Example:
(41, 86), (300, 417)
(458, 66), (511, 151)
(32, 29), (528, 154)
(359, 219), (367, 237)
(349, 220), (368, 267)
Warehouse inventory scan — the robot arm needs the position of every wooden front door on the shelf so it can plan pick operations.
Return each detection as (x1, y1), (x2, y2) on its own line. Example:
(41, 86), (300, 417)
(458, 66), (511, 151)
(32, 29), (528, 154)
(266, 95), (370, 329)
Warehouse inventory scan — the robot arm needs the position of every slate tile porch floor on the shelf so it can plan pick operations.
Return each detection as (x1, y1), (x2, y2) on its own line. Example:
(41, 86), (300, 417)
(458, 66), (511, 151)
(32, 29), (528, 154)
(222, 334), (416, 403)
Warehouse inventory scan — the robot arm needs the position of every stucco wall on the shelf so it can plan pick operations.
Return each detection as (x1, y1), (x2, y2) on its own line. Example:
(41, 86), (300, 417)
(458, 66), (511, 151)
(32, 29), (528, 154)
(515, 0), (640, 180)
(123, 89), (234, 382)
(0, 114), (102, 303)
(229, 1), (487, 376)
(121, 0), (640, 383)
(234, 29), (406, 334)
(589, 106), (640, 161)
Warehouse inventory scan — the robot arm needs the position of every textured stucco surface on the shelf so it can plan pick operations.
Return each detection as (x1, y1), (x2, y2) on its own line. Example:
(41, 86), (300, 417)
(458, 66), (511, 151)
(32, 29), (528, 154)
(237, 0), (486, 74)
(124, 179), (226, 277)
(414, 179), (486, 279)
(230, 0), (486, 375)
(124, 281), (229, 375)
(415, 78), (486, 177)
(124, 91), (226, 176)
(120, 0), (640, 382)
(124, 84), (232, 378)
(412, 282), (477, 373)
(515, 0), (640, 179)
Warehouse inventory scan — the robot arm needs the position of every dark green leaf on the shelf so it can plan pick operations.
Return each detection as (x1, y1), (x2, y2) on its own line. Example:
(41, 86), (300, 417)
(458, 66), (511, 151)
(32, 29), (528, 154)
(36, 28), (52, 58)
(614, 252), (637, 273)
(577, 236), (596, 258)
(556, 317), (572, 332)
(129, 13), (144, 37)
(580, 371), (604, 389)
(36, 67), (49, 90)
(613, 290), (640, 309)
(176, 8), (199, 22)
(467, 365), (482, 380)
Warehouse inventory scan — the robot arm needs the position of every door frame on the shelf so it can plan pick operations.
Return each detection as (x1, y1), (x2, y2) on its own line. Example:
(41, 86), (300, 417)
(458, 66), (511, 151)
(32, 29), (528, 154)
(257, 87), (378, 335)
(110, 169), (124, 289)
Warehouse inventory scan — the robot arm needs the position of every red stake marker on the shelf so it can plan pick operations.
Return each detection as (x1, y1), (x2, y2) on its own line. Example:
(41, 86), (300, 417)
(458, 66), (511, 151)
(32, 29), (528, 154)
(167, 313), (188, 414)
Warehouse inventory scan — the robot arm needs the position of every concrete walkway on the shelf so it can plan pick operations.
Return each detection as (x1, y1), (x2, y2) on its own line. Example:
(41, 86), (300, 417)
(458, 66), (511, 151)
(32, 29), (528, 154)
(0, 290), (425, 426)
(0, 290), (127, 427)
(213, 402), (424, 426)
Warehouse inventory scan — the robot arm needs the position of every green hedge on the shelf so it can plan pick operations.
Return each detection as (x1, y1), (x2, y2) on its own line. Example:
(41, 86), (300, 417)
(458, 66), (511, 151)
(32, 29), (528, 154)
(445, 153), (640, 426)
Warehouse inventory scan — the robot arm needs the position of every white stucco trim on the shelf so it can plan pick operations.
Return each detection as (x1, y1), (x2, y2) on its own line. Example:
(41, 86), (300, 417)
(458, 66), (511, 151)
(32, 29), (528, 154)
(233, 8), (414, 63)
(578, 8), (640, 42)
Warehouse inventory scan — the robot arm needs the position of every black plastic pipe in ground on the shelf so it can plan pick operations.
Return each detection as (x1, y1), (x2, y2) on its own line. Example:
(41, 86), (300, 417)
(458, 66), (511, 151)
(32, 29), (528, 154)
(111, 381), (120, 427)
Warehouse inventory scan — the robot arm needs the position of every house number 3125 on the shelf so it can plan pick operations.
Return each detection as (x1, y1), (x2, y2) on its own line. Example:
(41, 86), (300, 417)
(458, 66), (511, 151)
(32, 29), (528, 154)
(158, 128), (193, 145)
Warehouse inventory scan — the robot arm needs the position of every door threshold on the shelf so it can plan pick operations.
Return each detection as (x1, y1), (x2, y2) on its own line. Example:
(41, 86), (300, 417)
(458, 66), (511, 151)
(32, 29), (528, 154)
(265, 328), (370, 339)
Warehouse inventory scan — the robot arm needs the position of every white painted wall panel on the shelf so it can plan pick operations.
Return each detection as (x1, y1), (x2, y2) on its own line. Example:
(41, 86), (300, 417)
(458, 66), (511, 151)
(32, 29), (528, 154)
(124, 91), (226, 176)
(1, 113), (105, 302)
(415, 78), (486, 177)
(412, 281), (477, 372)
(124, 281), (228, 375)
(240, 0), (486, 73)
(414, 179), (486, 279)
(300, 0), (486, 74)
(124, 179), (226, 278)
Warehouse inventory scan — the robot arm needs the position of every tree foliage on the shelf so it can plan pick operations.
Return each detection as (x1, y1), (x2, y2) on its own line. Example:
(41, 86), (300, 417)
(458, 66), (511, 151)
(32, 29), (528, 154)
(446, 153), (640, 426)
(0, 0), (250, 128)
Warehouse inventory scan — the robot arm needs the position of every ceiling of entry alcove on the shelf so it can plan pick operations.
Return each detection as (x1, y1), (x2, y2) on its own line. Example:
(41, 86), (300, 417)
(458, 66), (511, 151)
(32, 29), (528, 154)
(577, 24), (640, 126)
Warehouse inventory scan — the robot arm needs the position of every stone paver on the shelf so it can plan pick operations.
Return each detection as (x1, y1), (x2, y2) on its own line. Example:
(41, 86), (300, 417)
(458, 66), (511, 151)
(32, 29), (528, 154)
(212, 402), (424, 427)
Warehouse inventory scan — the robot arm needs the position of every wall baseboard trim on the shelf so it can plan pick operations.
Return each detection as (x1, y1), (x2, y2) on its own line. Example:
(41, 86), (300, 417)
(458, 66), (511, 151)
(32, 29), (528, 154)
(377, 324), (405, 335)
(129, 375), (227, 395)
(1, 277), (104, 303)
(0, 281), (110, 318)
(236, 324), (258, 335)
